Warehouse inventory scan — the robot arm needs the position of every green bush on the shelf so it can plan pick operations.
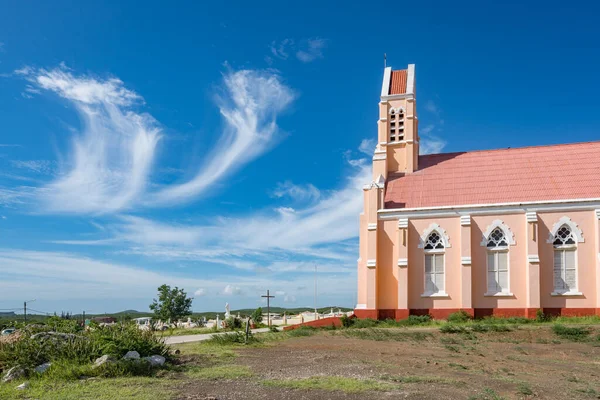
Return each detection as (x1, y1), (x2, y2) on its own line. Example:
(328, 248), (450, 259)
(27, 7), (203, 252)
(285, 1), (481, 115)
(225, 317), (243, 330)
(287, 326), (317, 337)
(406, 314), (432, 325)
(446, 311), (471, 323)
(0, 323), (169, 374)
(439, 324), (466, 334)
(536, 309), (553, 322)
(350, 318), (379, 329)
(340, 314), (354, 328)
(552, 324), (591, 341)
(207, 331), (257, 345)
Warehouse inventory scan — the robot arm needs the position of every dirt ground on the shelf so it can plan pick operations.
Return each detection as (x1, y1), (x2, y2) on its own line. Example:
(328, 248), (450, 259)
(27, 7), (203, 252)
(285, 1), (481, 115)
(175, 327), (600, 400)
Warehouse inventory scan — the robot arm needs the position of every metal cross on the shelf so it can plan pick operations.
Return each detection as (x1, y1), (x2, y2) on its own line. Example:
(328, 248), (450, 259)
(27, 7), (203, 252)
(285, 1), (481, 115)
(261, 290), (275, 327)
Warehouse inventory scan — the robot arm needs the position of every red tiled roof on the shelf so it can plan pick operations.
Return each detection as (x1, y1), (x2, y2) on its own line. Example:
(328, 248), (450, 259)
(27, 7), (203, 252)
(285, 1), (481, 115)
(389, 70), (407, 95)
(384, 141), (600, 209)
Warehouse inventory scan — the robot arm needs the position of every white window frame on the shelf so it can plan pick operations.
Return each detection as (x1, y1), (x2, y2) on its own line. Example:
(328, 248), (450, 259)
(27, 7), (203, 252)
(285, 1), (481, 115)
(551, 224), (581, 296)
(422, 231), (448, 297)
(480, 221), (515, 296)
(485, 248), (512, 296)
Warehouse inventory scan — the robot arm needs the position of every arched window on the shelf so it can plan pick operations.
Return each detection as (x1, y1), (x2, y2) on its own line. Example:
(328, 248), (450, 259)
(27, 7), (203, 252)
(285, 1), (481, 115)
(485, 228), (510, 295)
(552, 224), (577, 294)
(389, 108), (405, 142)
(423, 231), (445, 296)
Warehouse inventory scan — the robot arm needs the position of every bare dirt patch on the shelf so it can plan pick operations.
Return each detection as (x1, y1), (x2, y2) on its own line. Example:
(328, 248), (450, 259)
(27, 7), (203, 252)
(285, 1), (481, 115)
(176, 327), (600, 399)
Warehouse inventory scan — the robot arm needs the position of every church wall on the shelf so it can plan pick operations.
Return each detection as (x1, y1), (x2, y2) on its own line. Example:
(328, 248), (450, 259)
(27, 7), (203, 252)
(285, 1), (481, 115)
(538, 210), (597, 311)
(376, 220), (399, 310)
(407, 217), (462, 310)
(471, 214), (528, 310)
(356, 212), (368, 308)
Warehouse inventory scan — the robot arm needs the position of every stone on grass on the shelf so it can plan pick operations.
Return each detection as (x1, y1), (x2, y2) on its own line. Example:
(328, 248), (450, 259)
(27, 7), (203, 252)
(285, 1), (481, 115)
(143, 355), (166, 367)
(30, 332), (77, 341)
(34, 362), (52, 374)
(2, 366), (25, 383)
(93, 355), (117, 368)
(16, 381), (29, 390)
(122, 351), (140, 360)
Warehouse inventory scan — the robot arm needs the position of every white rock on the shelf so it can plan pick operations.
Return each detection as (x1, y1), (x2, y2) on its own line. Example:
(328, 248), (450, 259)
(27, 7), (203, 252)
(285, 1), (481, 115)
(93, 355), (117, 368)
(2, 366), (24, 383)
(16, 382), (29, 390)
(34, 362), (52, 374)
(143, 355), (166, 367)
(122, 351), (140, 360)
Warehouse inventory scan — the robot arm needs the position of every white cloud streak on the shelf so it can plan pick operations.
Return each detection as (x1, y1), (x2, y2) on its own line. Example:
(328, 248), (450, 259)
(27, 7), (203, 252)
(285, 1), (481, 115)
(151, 70), (294, 205)
(296, 38), (327, 63)
(12, 66), (294, 214)
(21, 67), (161, 214)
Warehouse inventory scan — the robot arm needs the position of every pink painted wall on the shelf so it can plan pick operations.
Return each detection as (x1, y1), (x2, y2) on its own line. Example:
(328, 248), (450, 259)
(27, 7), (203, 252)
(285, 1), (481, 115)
(408, 217), (462, 309)
(538, 210), (597, 309)
(471, 214), (527, 309)
(377, 220), (399, 310)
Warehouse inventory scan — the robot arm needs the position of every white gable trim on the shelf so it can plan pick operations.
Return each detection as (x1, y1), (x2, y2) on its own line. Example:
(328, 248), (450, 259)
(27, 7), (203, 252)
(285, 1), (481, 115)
(547, 216), (584, 244)
(418, 223), (451, 249)
(480, 219), (516, 246)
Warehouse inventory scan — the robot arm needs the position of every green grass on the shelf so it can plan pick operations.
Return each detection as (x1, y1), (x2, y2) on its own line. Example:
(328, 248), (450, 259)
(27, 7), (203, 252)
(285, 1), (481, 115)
(0, 376), (175, 400)
(381, 374), (464, 386)
(186, 364), (253, 380)
(340, 328), (432, 342)
(552, 324), (591, 341)
(172, 341), (238, 359)
(468, 388), (506, 400)
(155, 327), (216, 337)
(263, 376), (395, 393)
(517, 383), (534, 396)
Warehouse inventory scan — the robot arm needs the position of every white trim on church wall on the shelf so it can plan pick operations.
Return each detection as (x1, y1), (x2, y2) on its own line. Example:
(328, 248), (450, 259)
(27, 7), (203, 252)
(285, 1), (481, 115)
(378, 198), (600, 220)
(480, 219), (516, 246)
(546, 216), (584, 244)
(418, 223), (452, 249)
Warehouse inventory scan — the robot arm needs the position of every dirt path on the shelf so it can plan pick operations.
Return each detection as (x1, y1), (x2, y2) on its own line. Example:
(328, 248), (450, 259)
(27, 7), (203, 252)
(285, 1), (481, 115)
(165, 328), (275, 345)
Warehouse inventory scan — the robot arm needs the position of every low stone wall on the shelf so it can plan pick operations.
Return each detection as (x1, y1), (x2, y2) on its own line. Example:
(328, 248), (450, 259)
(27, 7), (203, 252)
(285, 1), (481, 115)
(283, 316), (343, 331)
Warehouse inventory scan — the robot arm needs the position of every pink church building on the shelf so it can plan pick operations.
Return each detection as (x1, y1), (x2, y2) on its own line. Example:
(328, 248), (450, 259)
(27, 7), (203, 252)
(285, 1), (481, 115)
(355, 64), (600, 320)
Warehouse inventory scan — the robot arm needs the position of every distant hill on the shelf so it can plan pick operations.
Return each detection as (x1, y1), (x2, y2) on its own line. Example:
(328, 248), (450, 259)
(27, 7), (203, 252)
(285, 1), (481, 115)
(2, 306), (353, 321)
(0, 312), (16, 317)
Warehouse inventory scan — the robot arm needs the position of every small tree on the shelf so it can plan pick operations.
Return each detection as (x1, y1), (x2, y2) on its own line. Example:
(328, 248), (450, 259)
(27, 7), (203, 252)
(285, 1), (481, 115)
(149, 284), (193, 323)
(251, 307), (263, 324)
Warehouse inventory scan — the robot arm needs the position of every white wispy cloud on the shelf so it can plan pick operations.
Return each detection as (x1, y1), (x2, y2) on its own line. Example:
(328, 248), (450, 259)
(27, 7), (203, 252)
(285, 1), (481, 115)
(296, 38), (327, 63)
(358, 139), (376, 155)
(419, 98), (447, 155)
(222, 284), (243, 295)
(271, 181), (320, 203)
(10, 160), (54, 175)
(194, 288), (207, 297)
(58, 146), (370, 278)
(420, 124), (446, 154)
(151, 69), (295, 205)
(10, 65), (294, 214)
(18, 66), (160, 214)
(268, 38), (328, 64)
(0, 249), (354, 307)
(424, 100), (439, 116)
(270, 39), (294, 60)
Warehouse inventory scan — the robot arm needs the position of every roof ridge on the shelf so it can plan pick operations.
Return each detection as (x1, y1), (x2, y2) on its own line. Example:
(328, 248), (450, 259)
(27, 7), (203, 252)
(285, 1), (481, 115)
(420, 139), (600, 158)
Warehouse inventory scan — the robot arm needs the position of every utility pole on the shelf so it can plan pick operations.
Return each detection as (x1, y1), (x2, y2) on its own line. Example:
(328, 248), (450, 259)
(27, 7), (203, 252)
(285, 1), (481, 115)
(261, 290), (275, 328)
(24, 299), (36, 324)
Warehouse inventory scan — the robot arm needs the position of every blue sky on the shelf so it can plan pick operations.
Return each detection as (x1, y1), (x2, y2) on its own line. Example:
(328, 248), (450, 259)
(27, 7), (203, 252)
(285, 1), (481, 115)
(1, 1), (599, 314)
